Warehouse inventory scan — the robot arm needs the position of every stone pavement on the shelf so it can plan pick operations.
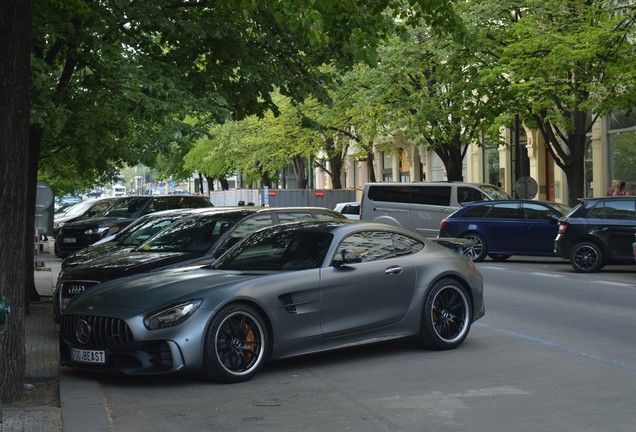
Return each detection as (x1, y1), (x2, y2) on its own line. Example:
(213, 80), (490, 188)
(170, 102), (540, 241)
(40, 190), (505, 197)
(1, 239), (62, 431)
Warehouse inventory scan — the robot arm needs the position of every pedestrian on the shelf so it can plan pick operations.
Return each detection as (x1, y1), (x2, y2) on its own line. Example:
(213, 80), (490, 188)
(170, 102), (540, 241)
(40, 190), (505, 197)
(612, 181), (630, 196)
(607, 179), (619, 196)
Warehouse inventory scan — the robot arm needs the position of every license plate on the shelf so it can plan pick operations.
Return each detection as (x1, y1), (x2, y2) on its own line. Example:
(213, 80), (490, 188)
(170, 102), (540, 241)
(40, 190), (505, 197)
(71, 348), (106, 364)
(63, 237), (76, 243)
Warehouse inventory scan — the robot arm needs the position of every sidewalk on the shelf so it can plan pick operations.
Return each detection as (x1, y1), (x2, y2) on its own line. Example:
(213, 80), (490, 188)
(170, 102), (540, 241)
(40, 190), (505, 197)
(0, 240), (109, 432)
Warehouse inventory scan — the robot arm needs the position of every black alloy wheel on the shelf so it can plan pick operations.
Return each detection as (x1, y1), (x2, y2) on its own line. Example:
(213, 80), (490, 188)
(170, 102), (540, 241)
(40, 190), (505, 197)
(570, 242), (603, 273)
(417, 278), (472, 350)
(203, 303), (269, 383)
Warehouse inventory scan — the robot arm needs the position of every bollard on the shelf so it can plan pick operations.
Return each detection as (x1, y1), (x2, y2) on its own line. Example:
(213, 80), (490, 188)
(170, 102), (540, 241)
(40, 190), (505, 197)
(0, 294), (9, 423)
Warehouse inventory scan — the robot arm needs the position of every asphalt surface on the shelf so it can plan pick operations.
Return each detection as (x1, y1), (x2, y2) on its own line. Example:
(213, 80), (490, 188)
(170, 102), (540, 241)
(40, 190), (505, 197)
(0, 240), (109, 432)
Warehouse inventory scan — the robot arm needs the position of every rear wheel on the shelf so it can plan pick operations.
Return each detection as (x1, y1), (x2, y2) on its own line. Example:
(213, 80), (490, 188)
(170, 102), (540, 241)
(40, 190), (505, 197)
(202, 303), (269, 383)
(417, 278), (472, 350)
(570, 242), (603, 273)
(461, 233), (488, 262)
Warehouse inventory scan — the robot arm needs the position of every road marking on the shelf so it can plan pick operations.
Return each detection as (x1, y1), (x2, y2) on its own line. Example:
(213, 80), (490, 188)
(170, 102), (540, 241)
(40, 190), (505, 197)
(477, 324), (636, 371)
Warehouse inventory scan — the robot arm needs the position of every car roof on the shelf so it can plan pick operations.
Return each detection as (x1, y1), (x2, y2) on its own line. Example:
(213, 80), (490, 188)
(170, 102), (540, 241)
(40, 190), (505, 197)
(462, 199), (564, 206)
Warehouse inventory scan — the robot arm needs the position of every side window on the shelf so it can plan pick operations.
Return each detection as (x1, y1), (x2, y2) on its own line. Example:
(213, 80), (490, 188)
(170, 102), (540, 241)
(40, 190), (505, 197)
(367, 186), (410, 203)
(230, 214), (275, 238)
(277, 212), (314, 223)
(87, 201), (111, 216)
(486, 203), (521, 219)
(392, 233), (424, 256)
(412, 186), (451, 206)
(604, 200), (636, 220)
(147, 197), (171, 213)
(522, 203), (554, 220)
(458, 187), (486, 205)
(334, 231), (396, 263)
(461, 205), (491, 218)
(341, 204), (360, 216)
(587, 202), (607, 219)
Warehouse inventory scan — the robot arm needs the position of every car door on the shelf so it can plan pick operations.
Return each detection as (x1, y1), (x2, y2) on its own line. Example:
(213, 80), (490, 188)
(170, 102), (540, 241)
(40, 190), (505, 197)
(520, 203), (561, 254)
(483, 202), (522, 251)
(320, 230), (417, 338)
(601, 200), (636, 260)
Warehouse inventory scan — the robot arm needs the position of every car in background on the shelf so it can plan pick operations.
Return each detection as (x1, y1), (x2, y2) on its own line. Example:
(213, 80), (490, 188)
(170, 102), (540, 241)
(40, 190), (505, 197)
(54, 194), (212, 257)
(54, 195), (82, 212)
(54, 207), (346, 321)
(360, 182), (511, 237)
(61, 208), (214, 269)
(53, 196), (124, 237)
(59, 220), (484, 382)
(334, 201), (361, 220)
(438, 199), (571, 261)
(554, 196), (636, 272)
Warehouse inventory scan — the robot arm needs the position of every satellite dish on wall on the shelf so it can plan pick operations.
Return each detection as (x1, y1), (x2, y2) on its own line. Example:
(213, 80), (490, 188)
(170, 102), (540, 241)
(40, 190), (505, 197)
(515, 176), (538, 199)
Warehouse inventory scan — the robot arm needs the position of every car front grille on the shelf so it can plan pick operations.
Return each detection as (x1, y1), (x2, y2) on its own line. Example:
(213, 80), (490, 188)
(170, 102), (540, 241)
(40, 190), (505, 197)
(60, 314), (133, 347)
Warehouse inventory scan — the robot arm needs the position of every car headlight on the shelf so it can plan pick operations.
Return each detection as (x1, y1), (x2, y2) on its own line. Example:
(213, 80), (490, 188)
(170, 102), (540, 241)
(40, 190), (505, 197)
(144, 300), (203, 330)
(84, 226), (109, 236)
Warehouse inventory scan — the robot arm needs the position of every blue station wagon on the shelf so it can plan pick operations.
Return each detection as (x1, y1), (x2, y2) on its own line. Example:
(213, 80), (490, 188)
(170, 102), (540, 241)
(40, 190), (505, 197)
(438, 199), (571, 261)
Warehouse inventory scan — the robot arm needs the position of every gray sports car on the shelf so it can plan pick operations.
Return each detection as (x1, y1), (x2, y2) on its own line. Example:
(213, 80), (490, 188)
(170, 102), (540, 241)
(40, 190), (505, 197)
(60, 220), (485, 383)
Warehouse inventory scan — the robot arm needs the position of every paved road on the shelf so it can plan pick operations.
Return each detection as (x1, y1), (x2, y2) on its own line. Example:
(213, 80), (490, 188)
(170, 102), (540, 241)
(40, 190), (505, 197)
(72, 259), (636, 432)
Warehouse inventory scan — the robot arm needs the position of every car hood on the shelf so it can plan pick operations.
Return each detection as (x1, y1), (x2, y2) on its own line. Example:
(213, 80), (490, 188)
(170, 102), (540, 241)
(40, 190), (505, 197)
(62, 243), (130, 269)
(65, 216), (134, 228)
(65, 269), (259, 312)
(60, 251), (203, 283)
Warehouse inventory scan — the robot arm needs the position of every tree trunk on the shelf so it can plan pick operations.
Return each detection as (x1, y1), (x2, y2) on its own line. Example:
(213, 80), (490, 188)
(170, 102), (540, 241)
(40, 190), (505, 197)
(366, 149), (376, 183)
(0, 0), (31, 403)
(291, 155), (307, 189)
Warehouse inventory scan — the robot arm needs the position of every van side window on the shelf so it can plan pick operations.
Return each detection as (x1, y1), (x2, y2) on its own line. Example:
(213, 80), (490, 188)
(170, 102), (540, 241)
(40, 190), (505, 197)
(458, 187), (486, 205)
(411, 186), (451, 206)
(367, 186), (410, 203)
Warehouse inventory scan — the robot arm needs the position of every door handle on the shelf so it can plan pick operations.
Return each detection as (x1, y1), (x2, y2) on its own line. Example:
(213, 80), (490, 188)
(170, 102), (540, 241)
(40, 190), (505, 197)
(385, 265), (403, 275)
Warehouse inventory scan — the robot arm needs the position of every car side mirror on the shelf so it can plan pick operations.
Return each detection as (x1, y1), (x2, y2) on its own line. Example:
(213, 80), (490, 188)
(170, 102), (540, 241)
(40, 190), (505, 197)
(333, 249), (362, 267)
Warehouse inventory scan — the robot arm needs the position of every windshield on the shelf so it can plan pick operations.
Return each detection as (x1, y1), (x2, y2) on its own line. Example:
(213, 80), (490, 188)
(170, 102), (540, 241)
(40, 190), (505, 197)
(100, 197), (146, 218)
(481, 184), (513, 200)
(214, 228), (332, 271)
(118, 217), (179, 246)
(139, 214), (244, 253)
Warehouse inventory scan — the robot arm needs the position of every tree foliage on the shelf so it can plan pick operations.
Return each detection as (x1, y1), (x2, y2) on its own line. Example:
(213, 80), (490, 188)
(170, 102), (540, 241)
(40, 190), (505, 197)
(472, 0), (636, 205)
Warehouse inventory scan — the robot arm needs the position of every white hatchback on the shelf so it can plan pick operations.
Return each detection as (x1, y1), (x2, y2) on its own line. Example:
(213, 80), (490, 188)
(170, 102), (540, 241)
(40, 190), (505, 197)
(334, 202), (360, 220)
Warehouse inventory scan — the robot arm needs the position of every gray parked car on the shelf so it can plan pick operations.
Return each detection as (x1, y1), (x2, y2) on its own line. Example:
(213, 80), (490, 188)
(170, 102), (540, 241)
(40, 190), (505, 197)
(59, 220), (485, 383)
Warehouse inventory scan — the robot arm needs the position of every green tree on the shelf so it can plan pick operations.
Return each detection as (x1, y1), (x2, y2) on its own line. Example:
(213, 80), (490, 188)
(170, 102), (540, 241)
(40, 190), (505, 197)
(1, 0), (463, 402)
(474, 0), (636, 206)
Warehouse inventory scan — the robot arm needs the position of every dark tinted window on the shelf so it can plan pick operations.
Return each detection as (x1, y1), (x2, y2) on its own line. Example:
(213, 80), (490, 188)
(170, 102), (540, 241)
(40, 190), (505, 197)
(367, 186), (410, 203)
(604, 200), (636, 220)
(341, 204), (360, 216)
(392, 234), (424, 256)
(458, 187), (486, 204)
(412, 186), (451, 206)
(461, 205), (491, 218)
(522, 203), (554, 220)
(485, 203), (520, 219)
(335, 231), (396, 262)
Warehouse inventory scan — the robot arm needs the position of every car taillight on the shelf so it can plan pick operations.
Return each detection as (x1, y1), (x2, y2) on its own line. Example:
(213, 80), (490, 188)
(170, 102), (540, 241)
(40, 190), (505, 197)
(440, 220), (446, 230)
(557, 222), (568, 235)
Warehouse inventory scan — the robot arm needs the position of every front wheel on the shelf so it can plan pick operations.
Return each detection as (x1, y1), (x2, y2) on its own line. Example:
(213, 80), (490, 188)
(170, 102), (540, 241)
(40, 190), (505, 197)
(570, 242), (603, 273)
(417, 278), (472, 350)
(461, 233), (488, 262)
(203, 303), (269, 383)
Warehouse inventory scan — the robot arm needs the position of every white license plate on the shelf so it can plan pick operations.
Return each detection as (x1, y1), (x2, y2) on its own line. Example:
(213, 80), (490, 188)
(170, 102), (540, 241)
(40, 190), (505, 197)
(63, 237), (76, 243)
(71, 348), (106, 364)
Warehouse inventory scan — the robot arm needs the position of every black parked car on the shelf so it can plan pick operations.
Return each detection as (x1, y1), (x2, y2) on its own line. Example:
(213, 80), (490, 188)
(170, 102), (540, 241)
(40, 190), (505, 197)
(554, 196), (636, 272)
(54, 195), (212, 257)
(53, 196), (125, 237)
(54, 207), (346, 322)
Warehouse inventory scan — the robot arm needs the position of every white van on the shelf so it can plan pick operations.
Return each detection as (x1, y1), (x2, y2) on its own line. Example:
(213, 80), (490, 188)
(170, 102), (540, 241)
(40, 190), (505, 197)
(360, 182), (511, 237)
(112, 185), (127, 196)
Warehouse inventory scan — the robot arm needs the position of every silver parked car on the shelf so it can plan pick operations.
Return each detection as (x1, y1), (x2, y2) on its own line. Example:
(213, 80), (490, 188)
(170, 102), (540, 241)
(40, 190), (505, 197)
(60, 220), (485, 383)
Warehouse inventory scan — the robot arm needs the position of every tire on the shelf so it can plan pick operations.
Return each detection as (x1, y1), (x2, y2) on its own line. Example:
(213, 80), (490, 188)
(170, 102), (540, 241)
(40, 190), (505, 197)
(570, 242), (603, 273)
(461, 233), (488, 262)
(202, 303), (269, 383)
(417, 278), (472, 350)
(488, 254), (511, 261)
